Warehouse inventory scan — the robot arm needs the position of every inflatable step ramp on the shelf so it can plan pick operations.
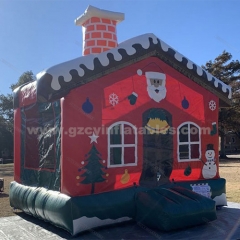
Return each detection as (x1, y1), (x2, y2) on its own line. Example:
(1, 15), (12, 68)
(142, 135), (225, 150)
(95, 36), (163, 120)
(135, 186), (217, 231)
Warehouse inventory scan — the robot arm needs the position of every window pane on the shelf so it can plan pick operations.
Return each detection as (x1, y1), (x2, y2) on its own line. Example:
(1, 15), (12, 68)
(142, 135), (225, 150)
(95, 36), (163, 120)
(179, 125), (188, 142)
(190, 124), (199, 142)
(110, 147), (122, 165)
(39, 103), (55, 170)
(179, 144), (189, 159)
(124, 124), (135, 144)
(124, 147), (135, 164)
(38, 128), (55, 169)
(191, 144), (200, 159)
(23, 104), (40, 169)
(110, 124), (121, 144)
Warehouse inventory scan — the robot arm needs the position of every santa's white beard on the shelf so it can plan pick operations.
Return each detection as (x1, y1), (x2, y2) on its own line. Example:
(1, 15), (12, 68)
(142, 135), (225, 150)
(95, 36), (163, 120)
(147, 85), (167, 102)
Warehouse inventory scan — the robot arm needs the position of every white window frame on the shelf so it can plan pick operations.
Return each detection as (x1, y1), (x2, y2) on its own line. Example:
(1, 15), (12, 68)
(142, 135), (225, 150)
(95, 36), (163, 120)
(108, 121), (137, 168)
(177, 122), (201, 162)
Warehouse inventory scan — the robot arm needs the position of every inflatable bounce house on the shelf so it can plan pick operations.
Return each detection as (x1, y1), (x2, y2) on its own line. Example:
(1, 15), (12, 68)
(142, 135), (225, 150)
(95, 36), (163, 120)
(10, 5), (232, 236)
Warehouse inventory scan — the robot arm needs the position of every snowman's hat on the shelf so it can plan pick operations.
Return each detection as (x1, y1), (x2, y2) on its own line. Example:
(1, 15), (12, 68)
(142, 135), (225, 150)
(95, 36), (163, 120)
(137, 62), (166, 80)
(206, 144), (214, 151)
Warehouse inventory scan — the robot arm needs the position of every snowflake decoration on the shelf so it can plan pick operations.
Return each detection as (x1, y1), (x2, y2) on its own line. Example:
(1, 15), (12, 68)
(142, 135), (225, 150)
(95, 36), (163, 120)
(209, 100), (216, 111)
(109, 93), (119, 106)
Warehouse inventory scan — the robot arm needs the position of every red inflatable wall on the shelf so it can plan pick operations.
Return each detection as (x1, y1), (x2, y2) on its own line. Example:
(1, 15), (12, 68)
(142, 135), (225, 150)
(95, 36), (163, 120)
(60, 57), (219, 197)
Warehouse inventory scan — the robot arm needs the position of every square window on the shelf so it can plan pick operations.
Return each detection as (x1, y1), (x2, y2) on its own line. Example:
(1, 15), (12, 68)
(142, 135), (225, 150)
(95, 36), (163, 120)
(110, 147), (122, 165)
(124, 147), (135, 164)
(179, 125), (188, 142)
(178, 122), (201, 162)
(124, 124), (135, 144)
(110, 124), (122, 144)
(190, 124), (199, 142)
(191, 144), (200, 159)
(179, 144), (189, 159)
(108, 122), (137, 167)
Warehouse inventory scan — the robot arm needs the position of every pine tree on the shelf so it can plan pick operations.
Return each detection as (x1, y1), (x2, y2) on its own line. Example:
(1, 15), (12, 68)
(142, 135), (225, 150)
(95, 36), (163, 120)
(202, 51), (240, 158)
(81, 144), (106, 194)
(0, 71), (34, 158)
(10, 71), (35, 91)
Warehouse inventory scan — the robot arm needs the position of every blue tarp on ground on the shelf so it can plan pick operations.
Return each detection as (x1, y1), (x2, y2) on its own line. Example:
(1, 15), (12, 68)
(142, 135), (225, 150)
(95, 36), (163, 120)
(0, 202), (240, 240)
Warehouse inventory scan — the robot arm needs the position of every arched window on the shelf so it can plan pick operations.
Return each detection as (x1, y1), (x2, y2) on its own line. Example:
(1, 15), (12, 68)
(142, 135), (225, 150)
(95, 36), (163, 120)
(108, 121), (137, 167)
(177, 122), (201, 162)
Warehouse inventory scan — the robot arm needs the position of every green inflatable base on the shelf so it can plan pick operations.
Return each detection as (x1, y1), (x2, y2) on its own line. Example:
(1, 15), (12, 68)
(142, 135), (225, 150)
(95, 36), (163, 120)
(9, 178), (226, 236)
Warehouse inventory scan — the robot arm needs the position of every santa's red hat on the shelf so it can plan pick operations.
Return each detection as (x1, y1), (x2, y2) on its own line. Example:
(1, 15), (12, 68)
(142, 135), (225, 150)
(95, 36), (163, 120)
(137, 62), (166, 81)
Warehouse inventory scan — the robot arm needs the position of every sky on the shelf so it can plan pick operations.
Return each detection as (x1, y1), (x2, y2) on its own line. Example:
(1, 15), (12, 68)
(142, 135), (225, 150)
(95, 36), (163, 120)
(0, 0), (239, 95)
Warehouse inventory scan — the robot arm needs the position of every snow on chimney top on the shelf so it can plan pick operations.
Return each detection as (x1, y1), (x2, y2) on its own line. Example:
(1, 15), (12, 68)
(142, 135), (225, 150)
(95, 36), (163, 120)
(75, 5), (124, 56)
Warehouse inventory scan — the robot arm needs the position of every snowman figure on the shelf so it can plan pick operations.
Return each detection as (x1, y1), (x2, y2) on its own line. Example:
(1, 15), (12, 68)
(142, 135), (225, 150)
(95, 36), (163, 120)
(202, 144), (217, 179)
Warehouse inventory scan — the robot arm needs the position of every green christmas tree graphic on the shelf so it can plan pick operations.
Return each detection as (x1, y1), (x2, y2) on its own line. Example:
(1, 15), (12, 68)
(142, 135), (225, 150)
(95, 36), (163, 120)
(80, 144), (106, 194)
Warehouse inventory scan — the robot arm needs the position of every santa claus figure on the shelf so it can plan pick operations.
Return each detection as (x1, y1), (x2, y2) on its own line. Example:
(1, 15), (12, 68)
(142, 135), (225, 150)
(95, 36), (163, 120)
(146, 71), (166, 102)
(137, 63), (167, 103)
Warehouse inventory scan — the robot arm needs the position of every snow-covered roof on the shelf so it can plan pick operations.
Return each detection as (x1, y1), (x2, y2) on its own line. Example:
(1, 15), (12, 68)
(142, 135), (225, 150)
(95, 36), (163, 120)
(36, 34), (160, 91)
(14, 33), (232, 108)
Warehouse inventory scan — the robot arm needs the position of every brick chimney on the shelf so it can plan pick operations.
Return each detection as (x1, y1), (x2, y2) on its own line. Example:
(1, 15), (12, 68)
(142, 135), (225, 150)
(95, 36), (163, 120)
(75, 5), (124, 56)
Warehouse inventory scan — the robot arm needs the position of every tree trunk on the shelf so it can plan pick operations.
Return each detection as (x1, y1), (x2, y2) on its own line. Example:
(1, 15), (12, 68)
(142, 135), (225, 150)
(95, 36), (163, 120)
(219, 131), (227, 159)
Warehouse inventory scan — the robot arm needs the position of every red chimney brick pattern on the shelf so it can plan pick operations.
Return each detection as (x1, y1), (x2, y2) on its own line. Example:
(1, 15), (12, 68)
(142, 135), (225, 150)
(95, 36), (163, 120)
(75, 6), (124, 56)
(82, 17), (118, 55)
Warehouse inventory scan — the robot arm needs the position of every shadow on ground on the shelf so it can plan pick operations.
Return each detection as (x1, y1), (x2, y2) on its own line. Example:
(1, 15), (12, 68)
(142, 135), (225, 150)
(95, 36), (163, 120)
(0, 193), (9, 198)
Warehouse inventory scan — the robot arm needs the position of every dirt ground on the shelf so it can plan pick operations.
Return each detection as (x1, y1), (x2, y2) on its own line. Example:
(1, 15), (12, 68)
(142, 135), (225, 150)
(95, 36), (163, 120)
(0, 164), (17, 217)
(0, 159), (240, 218)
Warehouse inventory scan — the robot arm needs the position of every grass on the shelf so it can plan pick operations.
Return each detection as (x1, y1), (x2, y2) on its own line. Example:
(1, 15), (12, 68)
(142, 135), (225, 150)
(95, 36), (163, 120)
(0, 159), (240, 218)
(219, 157), (240, 203)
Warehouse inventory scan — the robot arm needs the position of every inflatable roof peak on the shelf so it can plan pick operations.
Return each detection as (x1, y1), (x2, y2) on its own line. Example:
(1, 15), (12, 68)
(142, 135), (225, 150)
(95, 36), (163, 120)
(33, 33), (232, 105)
(13, 33), (232, 108)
